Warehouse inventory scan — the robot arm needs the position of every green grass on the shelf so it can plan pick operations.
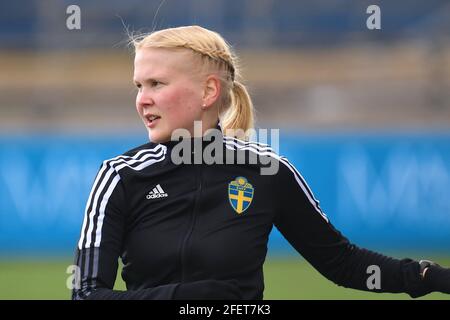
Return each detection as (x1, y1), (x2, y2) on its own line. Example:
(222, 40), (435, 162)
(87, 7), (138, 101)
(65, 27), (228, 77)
(0, 257), (449, 300)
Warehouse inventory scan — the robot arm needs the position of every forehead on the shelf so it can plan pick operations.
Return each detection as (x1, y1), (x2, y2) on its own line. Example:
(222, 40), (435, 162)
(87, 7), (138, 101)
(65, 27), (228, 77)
(133, 48), (196, 78)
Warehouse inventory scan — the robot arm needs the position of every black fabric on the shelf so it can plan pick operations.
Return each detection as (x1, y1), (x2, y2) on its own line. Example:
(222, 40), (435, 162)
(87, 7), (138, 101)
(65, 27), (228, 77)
(173, 279), (243, 300)
(72, 133), (437, 300)
(424, 265), (450, 294)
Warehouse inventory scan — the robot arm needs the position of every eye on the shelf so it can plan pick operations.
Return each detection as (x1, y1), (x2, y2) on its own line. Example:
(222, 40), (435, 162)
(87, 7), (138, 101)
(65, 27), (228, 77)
(134, 83), (142, 91)
(150, 80), (161, 87)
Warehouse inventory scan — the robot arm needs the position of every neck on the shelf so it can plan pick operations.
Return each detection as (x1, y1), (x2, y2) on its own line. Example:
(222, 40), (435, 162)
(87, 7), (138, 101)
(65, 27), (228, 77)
(160, 121), (223, 147)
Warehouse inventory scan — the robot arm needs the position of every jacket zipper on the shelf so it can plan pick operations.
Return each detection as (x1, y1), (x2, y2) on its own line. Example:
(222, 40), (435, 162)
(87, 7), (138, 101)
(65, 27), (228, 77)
(180, 164), (202, 281)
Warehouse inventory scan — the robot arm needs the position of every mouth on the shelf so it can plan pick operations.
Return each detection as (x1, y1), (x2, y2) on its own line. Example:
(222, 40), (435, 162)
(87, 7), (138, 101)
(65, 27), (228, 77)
(144, 114), (161, 127)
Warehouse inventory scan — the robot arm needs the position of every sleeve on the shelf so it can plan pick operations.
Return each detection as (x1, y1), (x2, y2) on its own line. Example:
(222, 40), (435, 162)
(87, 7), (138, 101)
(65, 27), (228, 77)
(273, 156), (432, 298)
(72, 161), (178, 300)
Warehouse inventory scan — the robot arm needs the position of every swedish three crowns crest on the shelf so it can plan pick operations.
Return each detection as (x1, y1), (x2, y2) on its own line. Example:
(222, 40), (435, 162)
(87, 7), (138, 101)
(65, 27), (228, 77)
(228, 177), (254, 214)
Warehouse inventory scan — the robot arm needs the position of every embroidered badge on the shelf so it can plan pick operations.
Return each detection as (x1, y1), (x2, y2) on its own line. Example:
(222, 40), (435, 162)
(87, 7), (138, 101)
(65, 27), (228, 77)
(228, 177), (254, 214)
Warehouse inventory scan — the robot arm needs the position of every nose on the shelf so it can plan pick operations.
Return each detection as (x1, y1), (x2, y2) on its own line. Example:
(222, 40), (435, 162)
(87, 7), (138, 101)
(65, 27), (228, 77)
(136, 87), (155, 108)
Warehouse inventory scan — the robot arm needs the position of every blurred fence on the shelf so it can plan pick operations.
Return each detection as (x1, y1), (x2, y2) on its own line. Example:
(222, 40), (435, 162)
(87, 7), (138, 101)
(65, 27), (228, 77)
(1, 132), (449, 256)
(1, 1), (449, 132)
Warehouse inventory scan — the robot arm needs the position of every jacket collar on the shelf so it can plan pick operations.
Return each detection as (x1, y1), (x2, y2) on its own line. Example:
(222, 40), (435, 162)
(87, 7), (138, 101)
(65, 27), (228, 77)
(160, 121), (223, 150)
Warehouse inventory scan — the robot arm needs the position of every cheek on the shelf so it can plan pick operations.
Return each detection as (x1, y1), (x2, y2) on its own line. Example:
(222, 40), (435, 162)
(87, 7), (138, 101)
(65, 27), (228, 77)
(159, 90), (190, 118)
(168, 86), (201, 115)
(135, 93), (142, 113)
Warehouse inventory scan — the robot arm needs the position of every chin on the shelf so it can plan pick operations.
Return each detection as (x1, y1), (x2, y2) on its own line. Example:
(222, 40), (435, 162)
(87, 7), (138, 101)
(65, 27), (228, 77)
(148, 132), (160, 143)
(148, 131), (168, 144)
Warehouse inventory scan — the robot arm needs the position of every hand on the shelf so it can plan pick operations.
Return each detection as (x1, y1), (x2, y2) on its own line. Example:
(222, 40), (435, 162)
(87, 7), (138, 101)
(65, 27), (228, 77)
(174, 279), (243, 300)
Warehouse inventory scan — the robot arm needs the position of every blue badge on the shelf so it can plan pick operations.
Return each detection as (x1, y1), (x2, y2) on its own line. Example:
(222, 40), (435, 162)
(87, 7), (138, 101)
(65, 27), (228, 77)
(228, 177), (254, 214)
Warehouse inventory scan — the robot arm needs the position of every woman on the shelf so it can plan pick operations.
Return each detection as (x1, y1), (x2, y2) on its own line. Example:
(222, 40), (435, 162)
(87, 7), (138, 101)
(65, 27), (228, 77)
(72, 25), (450, 300)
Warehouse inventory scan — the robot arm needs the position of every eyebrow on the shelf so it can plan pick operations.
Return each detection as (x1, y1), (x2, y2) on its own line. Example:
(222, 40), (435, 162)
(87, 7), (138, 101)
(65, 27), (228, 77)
(133, 78), (151, 84)
(133, 77), (164, 84)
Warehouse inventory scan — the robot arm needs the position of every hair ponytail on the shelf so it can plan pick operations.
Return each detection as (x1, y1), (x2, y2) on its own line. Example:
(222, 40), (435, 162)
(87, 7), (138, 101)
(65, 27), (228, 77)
(221, 81), (254, 140)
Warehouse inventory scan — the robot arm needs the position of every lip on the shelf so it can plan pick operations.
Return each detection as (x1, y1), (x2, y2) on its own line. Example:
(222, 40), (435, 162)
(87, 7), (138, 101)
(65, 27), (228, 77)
(144, 115), (161, 129)
(146, 118), (160, 128)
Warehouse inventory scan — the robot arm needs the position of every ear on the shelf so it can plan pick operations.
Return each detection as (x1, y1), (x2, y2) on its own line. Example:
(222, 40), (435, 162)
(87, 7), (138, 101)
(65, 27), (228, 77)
(202, 74), (221, 109)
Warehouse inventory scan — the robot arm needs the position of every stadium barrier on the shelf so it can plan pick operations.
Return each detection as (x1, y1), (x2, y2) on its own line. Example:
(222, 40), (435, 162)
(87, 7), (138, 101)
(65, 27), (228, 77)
(0, 132), (449, 255)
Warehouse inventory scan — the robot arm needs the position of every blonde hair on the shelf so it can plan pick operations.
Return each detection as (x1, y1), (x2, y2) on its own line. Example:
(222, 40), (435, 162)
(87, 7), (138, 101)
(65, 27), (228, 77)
(132, 25), (254, 139)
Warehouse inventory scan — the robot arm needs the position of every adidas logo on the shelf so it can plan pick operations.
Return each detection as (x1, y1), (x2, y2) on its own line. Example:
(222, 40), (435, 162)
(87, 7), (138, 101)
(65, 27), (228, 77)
(146, 184), (168, 199)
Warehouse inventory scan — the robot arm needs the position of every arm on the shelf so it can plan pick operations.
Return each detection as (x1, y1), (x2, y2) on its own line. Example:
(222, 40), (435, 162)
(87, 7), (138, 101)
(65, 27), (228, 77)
(72, 161), (178, 300)
(273, 157), (436, 298)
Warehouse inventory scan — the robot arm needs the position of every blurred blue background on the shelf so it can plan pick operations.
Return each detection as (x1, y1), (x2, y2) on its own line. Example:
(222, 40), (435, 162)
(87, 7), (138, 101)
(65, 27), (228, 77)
(1, 132), (449, 255)
(0, 0), (449, 299)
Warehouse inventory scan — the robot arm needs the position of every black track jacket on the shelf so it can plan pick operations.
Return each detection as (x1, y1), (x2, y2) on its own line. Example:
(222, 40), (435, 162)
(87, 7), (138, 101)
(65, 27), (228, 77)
(72, 128), (431, 300)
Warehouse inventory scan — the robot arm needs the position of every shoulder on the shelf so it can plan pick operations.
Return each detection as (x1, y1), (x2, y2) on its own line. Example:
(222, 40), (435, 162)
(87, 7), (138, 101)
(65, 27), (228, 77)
(99, 141), (167, 174)
(222, 135), (276, 156)
(221, 135), (292, 170)
(222, 135), (302, 178)
(122, 141), (165, 157)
